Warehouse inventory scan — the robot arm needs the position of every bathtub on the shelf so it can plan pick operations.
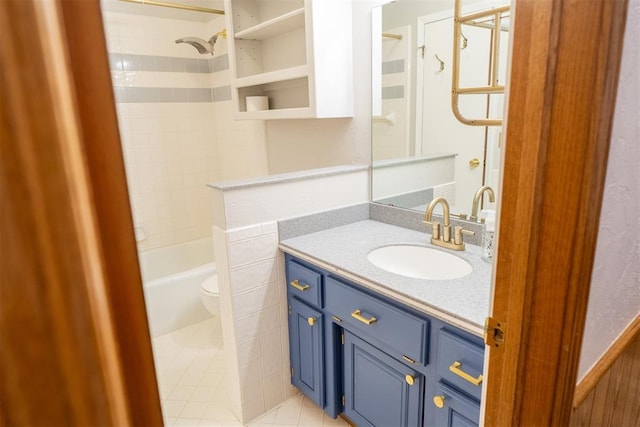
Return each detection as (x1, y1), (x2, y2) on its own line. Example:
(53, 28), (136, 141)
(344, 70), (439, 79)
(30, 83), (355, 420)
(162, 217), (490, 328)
(139, 237), (216, 337)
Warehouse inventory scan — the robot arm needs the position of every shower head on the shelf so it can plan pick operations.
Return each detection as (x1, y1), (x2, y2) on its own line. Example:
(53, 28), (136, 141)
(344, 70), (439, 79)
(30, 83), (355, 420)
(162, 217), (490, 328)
(175, 35), (217, 55)
(175, 30), (225, 55)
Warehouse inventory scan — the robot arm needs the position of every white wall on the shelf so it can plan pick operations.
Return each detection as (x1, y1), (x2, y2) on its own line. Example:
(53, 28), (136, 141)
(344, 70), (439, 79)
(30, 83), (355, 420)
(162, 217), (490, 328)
(577, 0), (640, 381)
(103, 12), (268, 251)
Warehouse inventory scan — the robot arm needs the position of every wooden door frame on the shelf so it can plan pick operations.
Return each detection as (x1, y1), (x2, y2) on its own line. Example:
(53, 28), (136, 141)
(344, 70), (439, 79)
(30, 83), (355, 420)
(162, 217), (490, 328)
(485, 0), (630, 425)
(1, 0), (162, 424)
(0, 0), (630, 424)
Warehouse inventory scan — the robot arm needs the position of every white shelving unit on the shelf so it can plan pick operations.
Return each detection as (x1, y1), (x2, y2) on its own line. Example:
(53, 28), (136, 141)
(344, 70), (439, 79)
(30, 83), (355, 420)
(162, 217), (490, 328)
(234, 8), (305, 40)
(224, 0), (353, 120)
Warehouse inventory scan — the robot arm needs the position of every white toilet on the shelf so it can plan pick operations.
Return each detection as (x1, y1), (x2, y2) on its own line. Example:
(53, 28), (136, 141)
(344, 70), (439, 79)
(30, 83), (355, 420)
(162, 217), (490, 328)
(200, 275), (220, 316)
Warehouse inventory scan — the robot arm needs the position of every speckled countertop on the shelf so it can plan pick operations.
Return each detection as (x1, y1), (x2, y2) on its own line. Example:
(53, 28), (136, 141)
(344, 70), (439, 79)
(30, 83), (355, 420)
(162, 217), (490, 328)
(279, 220), (492, 336)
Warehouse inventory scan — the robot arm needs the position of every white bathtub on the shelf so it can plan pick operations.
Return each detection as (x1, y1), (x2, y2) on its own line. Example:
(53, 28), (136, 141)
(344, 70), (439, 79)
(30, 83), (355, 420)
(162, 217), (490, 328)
(139, 237), (216, 337)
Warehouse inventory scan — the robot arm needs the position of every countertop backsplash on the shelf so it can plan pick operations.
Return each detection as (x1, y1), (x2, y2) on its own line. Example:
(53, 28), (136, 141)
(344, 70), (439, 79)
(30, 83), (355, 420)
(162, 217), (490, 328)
(278, 202), (486, 247)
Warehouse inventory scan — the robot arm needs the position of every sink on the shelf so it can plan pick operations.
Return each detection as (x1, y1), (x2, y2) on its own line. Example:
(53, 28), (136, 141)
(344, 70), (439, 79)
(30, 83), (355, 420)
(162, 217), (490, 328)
(367, 245), (472, 280)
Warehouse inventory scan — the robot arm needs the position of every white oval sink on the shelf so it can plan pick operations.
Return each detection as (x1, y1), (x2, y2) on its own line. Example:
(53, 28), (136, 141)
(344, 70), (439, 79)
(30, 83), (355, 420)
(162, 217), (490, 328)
(367, 245), (472, 280)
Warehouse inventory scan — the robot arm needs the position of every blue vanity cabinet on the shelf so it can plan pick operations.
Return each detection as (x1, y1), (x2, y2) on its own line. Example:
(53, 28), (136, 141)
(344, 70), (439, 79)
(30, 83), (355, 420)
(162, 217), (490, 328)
(285, 254), (342, 417)
(343, 330), (423, 427)
(285, 255), (327, 410)
(283, 253), (485, 427)
(288, 297), (325, 408)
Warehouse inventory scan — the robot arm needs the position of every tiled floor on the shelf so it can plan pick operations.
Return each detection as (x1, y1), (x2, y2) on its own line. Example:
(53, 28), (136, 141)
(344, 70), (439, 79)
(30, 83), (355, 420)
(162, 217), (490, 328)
(151, 317), (348, 427)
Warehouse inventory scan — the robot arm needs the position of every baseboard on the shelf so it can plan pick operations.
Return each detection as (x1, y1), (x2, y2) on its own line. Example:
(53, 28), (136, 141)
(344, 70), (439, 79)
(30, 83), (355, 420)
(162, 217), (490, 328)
(573, 314), (640, 407)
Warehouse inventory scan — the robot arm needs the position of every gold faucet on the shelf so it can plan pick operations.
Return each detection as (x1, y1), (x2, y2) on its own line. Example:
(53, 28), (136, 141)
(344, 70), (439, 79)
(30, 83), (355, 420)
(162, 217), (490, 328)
(470, 185), (495, 222)
(423, 197), (474, 251)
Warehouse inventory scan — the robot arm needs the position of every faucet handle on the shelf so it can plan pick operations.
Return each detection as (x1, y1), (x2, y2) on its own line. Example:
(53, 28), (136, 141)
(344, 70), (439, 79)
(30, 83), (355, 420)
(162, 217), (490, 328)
(423, 220), (441, 240)
(453, 226), (475, 245)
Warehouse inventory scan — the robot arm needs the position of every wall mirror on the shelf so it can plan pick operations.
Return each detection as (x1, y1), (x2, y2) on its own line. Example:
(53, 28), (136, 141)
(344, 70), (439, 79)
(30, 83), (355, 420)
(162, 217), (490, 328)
(371, 0), (511, 220)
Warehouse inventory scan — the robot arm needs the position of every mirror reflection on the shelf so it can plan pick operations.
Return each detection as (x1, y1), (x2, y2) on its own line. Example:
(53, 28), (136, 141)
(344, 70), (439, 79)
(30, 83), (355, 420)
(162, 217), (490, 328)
(371, 0), (511, 221)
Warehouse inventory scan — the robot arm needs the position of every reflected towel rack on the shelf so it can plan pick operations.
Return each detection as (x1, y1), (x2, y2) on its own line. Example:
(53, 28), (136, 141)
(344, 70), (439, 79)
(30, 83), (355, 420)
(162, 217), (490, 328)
(452, 0), (509, 126)
(118, 0), (225, 15)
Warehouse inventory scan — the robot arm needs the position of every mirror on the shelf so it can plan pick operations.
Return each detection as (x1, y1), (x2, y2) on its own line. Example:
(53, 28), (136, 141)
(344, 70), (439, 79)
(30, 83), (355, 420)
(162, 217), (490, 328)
(371, 0), (511, 220)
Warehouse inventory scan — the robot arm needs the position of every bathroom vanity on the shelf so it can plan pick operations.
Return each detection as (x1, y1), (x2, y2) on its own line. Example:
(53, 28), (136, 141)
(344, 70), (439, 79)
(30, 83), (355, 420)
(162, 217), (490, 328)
(279, 218), (491, 427)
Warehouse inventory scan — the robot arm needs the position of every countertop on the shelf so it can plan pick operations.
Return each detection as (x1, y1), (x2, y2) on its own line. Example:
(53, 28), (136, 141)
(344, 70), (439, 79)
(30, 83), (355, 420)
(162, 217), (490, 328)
(279, 220), (492, 336)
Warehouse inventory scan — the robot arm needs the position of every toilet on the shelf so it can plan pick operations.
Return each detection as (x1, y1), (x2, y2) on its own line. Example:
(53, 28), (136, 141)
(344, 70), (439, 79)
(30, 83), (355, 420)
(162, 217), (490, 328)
(200, 275), (220, 316)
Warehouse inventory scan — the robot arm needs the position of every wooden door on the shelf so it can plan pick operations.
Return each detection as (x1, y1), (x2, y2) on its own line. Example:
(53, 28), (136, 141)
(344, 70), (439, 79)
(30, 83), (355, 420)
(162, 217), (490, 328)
(484, 0), (630, 425)
(1, 0), (162, 424)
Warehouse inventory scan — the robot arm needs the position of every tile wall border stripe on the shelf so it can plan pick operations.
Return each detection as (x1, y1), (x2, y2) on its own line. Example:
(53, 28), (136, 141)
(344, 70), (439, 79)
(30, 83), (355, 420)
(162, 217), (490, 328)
(109, 53), (229, 74)
(112, 85), (231, 103)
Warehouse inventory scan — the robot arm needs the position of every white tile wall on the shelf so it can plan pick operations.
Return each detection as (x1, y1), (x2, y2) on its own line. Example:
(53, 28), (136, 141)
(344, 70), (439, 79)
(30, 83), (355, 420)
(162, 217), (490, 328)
(213, 222), (297, 424)
(102, 11), (268, 251)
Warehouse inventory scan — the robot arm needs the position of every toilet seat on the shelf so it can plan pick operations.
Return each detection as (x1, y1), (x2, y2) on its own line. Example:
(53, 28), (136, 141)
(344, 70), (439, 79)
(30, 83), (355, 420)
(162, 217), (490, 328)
(201, 275), (219, 296)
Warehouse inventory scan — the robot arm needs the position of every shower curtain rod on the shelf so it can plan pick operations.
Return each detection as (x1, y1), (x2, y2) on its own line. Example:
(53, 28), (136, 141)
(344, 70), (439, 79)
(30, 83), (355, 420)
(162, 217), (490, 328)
(382, 32), (403, 40)
(118, 0), (225, 15)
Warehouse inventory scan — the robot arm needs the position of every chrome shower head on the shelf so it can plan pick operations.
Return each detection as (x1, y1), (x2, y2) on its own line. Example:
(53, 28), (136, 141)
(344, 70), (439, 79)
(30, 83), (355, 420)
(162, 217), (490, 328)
(175, 35), (218, 55)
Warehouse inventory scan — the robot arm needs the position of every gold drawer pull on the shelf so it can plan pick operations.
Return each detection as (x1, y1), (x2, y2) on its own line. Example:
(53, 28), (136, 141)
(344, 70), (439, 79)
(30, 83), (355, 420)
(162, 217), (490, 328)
(290, 280), (310, 291)
(405, 374), (415, 386)
(307, 317), (316, 326)
(449, 361), (483, 386)
(433, 395), (446, 409)
(351, 309), (377, 325)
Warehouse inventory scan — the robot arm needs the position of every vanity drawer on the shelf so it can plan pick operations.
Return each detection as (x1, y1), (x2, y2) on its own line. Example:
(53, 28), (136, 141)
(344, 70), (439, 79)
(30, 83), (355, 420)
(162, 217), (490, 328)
(432, 381), (480, 427)
(325, 276), (429, 365)
(286, 257), (323, 308)
(436, 328), (485, 400)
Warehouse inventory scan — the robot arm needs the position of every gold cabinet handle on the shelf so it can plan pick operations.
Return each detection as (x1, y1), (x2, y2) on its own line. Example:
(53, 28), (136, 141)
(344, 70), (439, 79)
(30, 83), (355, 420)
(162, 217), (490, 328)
(290, 280), (310, 291)
(405, 374), (415, 386)
(307, 317), (316, 326)
(433, 395), (446, 409)
(449, 361), (483, 386)
(469, 158), (480, 168)
(351, 309), (377, 325)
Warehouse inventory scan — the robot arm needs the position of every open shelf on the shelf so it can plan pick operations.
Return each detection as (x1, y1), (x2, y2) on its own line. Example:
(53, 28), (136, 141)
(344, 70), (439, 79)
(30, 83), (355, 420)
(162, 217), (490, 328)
(235, 8), (305, 41)
(234, 106), (314, 120)
(235, 65), (308, 88)
(236, 77), (310, 117)
(225, 0), (352, 120)
(233, 26), (306, 78)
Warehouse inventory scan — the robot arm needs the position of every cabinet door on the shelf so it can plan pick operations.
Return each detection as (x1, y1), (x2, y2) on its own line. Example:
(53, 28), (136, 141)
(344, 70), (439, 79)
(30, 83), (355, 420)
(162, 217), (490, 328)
(289, 298), (324, 408)
(343, 331), (422, 427)
(431, 382), (480, 427)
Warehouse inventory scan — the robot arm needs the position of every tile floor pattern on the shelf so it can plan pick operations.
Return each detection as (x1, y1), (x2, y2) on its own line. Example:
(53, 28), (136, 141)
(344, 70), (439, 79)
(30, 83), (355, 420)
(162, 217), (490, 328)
(152, 317), (348, 427)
